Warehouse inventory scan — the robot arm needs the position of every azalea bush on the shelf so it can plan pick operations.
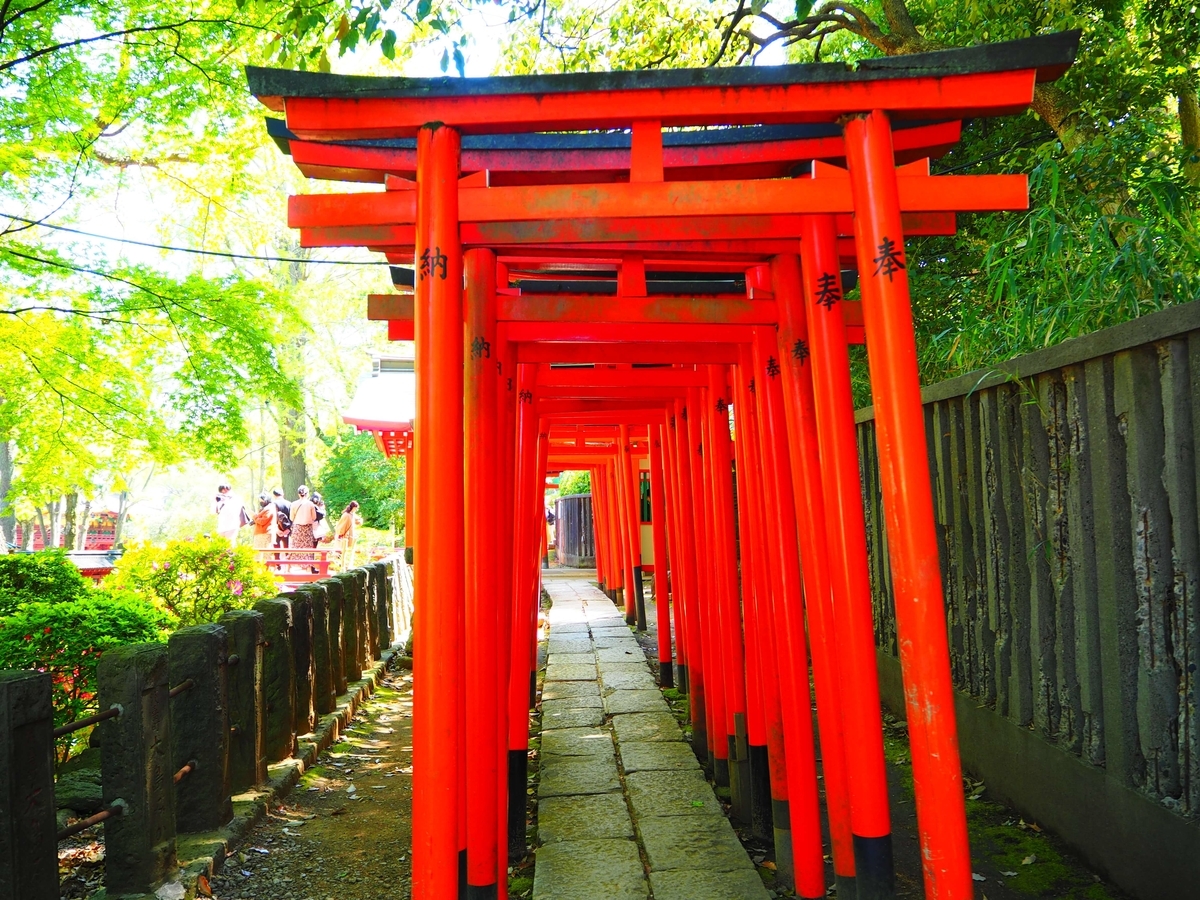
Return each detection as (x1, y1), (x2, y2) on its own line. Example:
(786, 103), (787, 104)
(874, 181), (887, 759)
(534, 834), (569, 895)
(104, 537), (278, 626)
(0, 593), (172, 760)
(0, 548), (90, 616)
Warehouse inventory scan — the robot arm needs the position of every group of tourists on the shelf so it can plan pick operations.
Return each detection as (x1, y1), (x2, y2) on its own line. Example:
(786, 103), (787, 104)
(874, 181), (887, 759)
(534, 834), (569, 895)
(213, 483), (362, 568)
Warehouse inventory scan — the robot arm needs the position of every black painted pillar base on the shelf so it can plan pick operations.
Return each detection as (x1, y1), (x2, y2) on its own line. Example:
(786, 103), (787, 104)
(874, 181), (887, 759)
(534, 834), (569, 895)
(676, 663), (689, 694)
(772, 797), (795, 893)
(466, 884), (498, 900)
(507, 750), (528, 863)
(529, 670), (537, 710)
(659, 660), (674, 689)
(690, 723), (709, 769)
(730, 715), (752, 824)
(852, 833), (896, 900)
(459, 848), (467, 897)
(713, 754), (730, 787)
(835, 873), (859, 900)
(633, 566), (647, 631)
(748, 744), (773, 842)
(608, 588), (621, 605)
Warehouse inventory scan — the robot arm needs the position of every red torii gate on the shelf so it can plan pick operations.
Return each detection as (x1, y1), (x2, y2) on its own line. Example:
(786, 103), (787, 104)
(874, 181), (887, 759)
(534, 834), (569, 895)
(249, 30), (1079, 900)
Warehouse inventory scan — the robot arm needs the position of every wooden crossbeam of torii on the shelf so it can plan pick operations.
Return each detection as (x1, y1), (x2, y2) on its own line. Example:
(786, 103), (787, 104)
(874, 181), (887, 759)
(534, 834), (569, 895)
(298, 212), (958, 256)
(366, 292), (866, 345)
(268, 118), (964, 185)
(287, 168), (1024, 230)
(249, 33), (1077, 139)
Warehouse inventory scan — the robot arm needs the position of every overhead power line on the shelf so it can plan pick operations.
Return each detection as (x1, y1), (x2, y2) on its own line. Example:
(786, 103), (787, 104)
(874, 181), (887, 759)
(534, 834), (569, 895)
(2, 213), (391, 266)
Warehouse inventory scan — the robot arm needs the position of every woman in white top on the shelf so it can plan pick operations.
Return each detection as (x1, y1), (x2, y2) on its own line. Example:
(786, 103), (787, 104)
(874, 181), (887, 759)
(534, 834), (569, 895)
(214, 484), (242, 543)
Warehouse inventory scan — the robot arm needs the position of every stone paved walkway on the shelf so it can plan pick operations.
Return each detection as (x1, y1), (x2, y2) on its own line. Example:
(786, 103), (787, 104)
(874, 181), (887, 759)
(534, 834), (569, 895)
(533, 576), (769, 900)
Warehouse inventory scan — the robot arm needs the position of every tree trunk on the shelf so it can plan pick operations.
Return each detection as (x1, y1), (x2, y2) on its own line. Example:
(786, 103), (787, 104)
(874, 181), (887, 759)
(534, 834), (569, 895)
(279, 403), (309, 497)
(76, 498), (93, 550)
(62, 492), (78, 552)
(1180, 79), (1200, 188)
(47, 499), (63, 548)
(36, 507), (50, 550)
(0, 439), (14, 551)
(114, 491), (130, 547)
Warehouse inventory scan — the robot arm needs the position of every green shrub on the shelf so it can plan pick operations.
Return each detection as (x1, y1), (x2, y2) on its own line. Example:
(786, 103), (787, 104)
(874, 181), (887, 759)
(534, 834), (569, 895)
(0, 549), (89, 616)
(317, 428), (406, 530)
(556, 470), (591, 497)
(0, 592), (172, 759)
(104, 537), (278, 626)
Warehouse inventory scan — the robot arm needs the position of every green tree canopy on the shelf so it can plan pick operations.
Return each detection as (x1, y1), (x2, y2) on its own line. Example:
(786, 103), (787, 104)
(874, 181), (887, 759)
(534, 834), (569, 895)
(317, 430), (406, 530)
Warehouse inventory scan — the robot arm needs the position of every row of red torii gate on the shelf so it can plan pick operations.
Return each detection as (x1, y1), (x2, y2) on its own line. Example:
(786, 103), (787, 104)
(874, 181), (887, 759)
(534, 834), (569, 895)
(249, 30), (1080, 900)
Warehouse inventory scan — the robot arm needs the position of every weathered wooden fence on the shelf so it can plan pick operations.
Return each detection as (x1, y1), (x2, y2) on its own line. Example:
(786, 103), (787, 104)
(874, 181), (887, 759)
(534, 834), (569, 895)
(858, 301), (1200, 900)
(555, 493), (595, 568)
(0, 556), (412, 900)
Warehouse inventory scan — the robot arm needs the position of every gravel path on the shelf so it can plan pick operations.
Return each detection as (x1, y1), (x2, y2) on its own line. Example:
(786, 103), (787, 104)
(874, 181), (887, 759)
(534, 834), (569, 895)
(207, 668), (414, 900)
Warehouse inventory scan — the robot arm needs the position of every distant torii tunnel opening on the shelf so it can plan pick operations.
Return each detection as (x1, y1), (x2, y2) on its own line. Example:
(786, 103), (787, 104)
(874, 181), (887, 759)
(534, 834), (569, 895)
(249, 30), (1081, 900)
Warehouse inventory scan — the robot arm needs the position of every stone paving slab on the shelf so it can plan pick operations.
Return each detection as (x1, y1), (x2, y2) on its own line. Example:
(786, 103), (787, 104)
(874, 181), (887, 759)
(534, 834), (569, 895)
(595, 646), (644, 662)
(542, 681), (601, 702)
(541, 706), (605, 729)
(598, 660), (654, 676)
(619, 741), (704, 774)
(548, 623), (590, 634)
(541, 726), (615, 757)
(547, 638), (595, 655)
(603, 689), (670, 715)
(545, 662), (598, 682)
(546, 652), (598, 667)
(591, 626), (636, 638)
(624, 769), (724, 819)
(601, 670), (660, 692)
(586, 614), (628, 626)
(612, 711), (684, 743)
(592, 635), (642, 650)
(532, 839), (648, 900)
(542, 696), (604, 714)
(539, 753), (621, 797)
(537, 793), (635, 844)
(648, 869), (771, 900)
(638, 815), (756, 873)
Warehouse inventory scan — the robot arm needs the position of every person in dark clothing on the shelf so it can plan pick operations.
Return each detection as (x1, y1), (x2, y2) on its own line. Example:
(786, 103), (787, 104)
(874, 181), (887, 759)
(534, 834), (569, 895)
(272, 488), (292, 548)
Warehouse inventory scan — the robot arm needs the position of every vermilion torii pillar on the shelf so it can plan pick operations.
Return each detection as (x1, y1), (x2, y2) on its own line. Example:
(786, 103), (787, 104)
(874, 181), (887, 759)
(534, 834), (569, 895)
(411, 124), (465, 899)
(845, 110), (972, 897)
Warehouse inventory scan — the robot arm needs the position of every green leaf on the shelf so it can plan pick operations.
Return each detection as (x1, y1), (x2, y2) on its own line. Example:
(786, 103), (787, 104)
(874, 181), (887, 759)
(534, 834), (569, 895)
(416, 0), (432, 21)
(382, 29), (397, 60)
(453, 46), (466, 77)
(440, 47), (450, 72)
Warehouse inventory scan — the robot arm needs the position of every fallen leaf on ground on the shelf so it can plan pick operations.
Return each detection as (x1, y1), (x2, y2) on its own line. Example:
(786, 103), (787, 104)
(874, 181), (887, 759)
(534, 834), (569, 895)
(972, 873), (987, 881)
(1022, 854), (1037, 865)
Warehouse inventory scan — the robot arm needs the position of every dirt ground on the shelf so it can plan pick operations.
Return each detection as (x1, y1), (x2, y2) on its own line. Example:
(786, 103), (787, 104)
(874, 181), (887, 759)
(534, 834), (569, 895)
(207, 670), (414, 900)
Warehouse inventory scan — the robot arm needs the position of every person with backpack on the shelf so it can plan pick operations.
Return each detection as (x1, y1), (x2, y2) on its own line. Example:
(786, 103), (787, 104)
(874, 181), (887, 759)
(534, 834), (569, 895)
(252, 494), (275, 549)
(272, 488), (292, 548)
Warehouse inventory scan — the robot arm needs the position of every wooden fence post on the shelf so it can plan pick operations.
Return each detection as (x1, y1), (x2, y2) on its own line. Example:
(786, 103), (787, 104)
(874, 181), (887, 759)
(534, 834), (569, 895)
(254, 598), (296, 763)
(98, 644), (177, 896)
(0, 670), (58, 900)
(168, 625), (232, 833)
(290, 593), (316, 736)
(220, 609), (266, 792)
